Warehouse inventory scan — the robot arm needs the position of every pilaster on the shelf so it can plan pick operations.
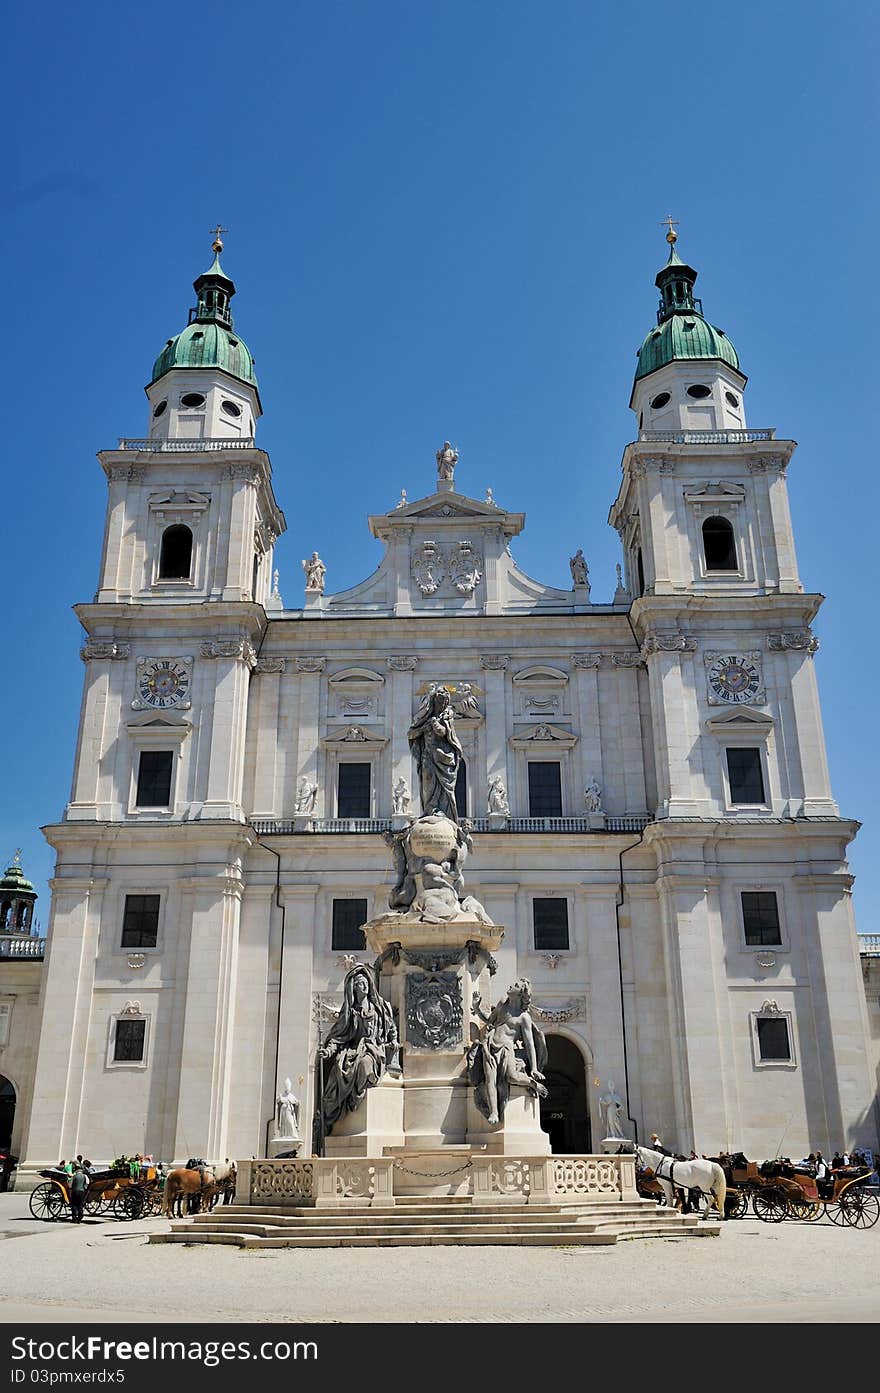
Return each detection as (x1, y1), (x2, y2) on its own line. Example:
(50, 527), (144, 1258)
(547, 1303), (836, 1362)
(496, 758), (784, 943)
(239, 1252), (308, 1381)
(200, 640), (255, 819)
(251, 659), (286, 817)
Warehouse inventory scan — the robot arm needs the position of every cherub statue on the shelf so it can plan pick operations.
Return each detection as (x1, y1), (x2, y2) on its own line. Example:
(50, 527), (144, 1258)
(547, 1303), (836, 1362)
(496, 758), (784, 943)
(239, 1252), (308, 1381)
(302, 551), (326, 593)
(468, 979), (548, 1125)
(436, 440), (458, 482)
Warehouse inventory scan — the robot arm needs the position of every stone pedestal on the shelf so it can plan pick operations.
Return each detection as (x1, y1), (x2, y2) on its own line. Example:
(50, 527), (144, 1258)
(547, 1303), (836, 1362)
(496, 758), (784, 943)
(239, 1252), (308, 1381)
(323, 1078), (405, 1156)
(466, 1086), (551, 1155)
(267, 1135), (303, 1158)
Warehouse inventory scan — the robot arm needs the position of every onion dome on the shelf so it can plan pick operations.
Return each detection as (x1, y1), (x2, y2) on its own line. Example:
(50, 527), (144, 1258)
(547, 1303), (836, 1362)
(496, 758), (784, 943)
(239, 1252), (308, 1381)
(0, 851), (34, 897)
(149, 233), (258, 393)
(634, 230), (740, 382)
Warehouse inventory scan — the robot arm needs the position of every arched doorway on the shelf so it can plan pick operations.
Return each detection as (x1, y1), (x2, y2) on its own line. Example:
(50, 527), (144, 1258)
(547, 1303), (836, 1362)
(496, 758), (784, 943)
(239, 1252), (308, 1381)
(0, 1076), (15, 1149)
(539, 1035), (590, 1153)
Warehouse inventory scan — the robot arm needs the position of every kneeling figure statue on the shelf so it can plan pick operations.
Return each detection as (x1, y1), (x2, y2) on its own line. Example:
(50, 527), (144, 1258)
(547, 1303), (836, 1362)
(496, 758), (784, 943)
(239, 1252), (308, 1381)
(318, 965), (399, 1136)
(468, 978), (548, 1125)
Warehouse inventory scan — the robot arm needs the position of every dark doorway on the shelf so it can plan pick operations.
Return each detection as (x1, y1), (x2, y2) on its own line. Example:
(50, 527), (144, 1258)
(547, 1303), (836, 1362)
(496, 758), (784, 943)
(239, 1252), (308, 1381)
(539, 1036), (590, 1153)
(0, 1076), (15, 1149)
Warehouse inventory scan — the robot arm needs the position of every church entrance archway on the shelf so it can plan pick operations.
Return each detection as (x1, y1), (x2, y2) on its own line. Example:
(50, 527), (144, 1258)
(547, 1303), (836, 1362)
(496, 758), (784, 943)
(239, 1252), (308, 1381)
(0, 1076), (15, 1150)
(539, 1035), (590, 1153)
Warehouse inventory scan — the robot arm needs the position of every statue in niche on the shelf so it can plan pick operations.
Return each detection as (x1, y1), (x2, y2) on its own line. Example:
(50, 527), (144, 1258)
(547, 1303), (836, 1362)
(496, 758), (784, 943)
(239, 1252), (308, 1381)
(583, 777), (602, 812)
(295, 776), (318, 815)
(408, 685), (464, 822)
(598, 1080), (625, 1140)
(436, 440), (458, 482)
(468, 979), (548, 1125)
(392, 776), (411, 815)
(274, 1078), (301, 1140)
(318, 965), (399, 1134)
(302, 551), (326, 593)
(569, 548), (590, 588)
(487, 775), (510, 815)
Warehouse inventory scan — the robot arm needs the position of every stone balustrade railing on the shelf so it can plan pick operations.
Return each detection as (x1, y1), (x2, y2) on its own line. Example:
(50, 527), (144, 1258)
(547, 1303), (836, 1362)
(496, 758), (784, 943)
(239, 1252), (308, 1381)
(250, 816), (651, 837)
(236, 1153), (637, 1207)
(116, 437), (257, 451)
(859, 934), (880, 956)
(0, 936), (46, 959)
(637, 428), (775, 444)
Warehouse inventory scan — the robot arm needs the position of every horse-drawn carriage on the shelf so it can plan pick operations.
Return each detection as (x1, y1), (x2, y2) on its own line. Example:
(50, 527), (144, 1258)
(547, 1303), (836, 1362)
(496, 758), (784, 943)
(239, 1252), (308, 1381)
(716, 1153), (879, 1227)
(28, 1160), (163, 1223)
(162, 1160), (236, 1217)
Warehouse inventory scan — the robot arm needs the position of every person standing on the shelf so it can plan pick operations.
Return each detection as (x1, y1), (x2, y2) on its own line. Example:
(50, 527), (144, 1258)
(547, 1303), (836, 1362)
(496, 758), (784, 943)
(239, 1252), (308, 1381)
(69, 1166), (88, 1224)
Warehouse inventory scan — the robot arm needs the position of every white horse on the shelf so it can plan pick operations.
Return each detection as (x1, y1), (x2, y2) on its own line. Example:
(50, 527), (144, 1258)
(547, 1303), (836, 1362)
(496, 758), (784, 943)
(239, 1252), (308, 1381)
(617, 1142), (727, 1217)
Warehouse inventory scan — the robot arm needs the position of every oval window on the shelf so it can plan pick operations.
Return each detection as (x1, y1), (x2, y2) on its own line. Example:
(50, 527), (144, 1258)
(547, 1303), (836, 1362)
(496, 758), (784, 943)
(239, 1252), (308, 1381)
(152, 400), (167, 418)
(725, 391), (739, 408)
(650, 392), (671, 410)
(221, 400), (242, 418)
(180, 392), (206, 408)
(686, 384), (711, 399)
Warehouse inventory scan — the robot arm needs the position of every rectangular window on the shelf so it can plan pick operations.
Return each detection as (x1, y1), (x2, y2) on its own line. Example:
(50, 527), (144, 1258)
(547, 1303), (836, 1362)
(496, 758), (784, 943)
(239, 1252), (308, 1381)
(121, 894), (161, 949)
(533, 897), (570, 951)
(337, 762), (371, 818)
(741, 891), (781, 947)
(726, 747), (765, 804)
(455, 760), (468, 819)
(331, 898), (368, 951)
(136, 750), (173, 807)
(0, 1003), (10, 1047)
(528, 762), (563, 817)
(756, 1016), (791, 1062)
(113, 1018), (146, 1062)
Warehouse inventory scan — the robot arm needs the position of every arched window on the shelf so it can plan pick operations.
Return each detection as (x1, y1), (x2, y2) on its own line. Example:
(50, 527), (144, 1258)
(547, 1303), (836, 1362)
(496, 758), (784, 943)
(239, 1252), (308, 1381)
(455, 759), (468, 819)
(702, 516), (738, 572)
(159, 525), (193, 580)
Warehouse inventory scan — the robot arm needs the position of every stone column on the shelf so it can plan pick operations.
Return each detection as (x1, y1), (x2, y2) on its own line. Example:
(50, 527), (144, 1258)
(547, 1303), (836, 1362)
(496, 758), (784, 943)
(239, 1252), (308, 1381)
(227, 881), (276, 1159)
(251, 659), (286, 817)
(97, 469), (131, 601)
(765, 463), (801, 594)
(641, 637), (702, 818)
(572, 655), (603, 818)
(769, 635), (837, 816)
(277, 884), (320, 1155)
(387, 657), (418, 816)
(173, 872), (243, 1161)
(67, 648), (125, 816)
(292, 659), (325, 817)
(200, 641), (255, 820)
(20, 877), (108, 1169)
(222, 466), (258, 600)
(480, 654), (510, 812)
(584, 886), (628, 1118)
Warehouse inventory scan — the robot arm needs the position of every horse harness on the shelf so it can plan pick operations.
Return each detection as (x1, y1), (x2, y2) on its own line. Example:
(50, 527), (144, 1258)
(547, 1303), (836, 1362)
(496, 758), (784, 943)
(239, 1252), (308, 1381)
(646, 1151), (713, 1198)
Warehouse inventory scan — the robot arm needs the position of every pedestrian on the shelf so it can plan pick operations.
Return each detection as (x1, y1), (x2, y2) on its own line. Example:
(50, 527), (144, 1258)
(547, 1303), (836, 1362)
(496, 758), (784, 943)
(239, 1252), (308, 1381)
(649, 1132), (672, 1156)
(69, 1166), (88, 1223)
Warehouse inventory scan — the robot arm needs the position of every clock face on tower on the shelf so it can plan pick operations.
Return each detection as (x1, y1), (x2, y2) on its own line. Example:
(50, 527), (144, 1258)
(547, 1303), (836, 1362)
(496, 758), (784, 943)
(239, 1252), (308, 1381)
(705, 654), (763, 705)
(136, 659), (191, 709)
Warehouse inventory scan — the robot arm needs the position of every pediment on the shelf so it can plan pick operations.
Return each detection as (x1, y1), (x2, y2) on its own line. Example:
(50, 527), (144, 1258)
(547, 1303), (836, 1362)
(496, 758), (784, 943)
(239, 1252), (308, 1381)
(705, 707), (773, 737)
(513, 665), (569, 685)
(320, 725), (389, 750)
(148, 490), (211, 511)
(509, 722), (578, 750)
(328, 667), (385, 687)
(370, 491), (525, 540)
(683, 481), (746, 505)
(125, 710), (192, 737)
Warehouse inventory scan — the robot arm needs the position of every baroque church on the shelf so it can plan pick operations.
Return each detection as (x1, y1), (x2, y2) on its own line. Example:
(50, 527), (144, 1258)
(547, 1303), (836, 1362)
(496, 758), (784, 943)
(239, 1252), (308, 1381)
(15, 228), (878, 1177)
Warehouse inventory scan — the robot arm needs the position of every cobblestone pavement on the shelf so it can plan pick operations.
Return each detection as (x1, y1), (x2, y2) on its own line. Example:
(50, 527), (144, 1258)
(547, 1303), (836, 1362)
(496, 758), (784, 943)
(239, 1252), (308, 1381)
(0, 1193), (877, 1323)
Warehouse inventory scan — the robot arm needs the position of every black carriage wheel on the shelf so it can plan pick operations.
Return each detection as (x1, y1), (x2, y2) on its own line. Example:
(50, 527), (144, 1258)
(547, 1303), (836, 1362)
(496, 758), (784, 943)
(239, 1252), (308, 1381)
(752, 1186), (788, 1223)
(114, 1188), (146, 1221)
(841, 1188), (880, 1229)
(825, 1197), (849, 1226)
(83, 1192), (104, 1216)
(28, 1182), (65, 1222)
(726, 1190), (749, 1220)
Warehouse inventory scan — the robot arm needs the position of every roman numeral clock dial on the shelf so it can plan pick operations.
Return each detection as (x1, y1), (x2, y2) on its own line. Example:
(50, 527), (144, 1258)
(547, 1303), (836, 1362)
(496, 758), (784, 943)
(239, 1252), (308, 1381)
(705, 653), (764, 705)
(134, 659), (192, 710)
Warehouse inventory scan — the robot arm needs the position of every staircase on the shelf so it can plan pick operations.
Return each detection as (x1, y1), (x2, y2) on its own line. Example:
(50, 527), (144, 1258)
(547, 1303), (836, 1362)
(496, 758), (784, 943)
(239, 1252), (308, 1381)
(150, 1195), (721, 1248)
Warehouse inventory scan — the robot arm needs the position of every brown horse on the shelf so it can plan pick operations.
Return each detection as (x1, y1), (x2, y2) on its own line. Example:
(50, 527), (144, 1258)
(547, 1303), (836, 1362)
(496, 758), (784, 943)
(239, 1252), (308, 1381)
(163, 1167), (214, 1218)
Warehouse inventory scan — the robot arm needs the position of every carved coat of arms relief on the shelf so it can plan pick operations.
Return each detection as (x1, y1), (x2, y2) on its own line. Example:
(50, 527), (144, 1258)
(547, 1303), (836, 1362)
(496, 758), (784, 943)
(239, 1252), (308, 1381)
(411, 540), (483, 598)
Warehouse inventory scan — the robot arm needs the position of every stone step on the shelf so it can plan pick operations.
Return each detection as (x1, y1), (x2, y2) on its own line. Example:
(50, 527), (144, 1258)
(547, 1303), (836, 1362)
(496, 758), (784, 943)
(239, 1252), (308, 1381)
(198, 1200), (657, 1220)
(189, 1202), (656, 1225)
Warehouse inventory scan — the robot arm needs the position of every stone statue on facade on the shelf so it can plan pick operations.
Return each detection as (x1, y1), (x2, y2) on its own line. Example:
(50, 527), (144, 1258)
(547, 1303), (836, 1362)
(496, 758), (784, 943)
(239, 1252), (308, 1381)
(583, 777), (602, 813)
(487, 775), (510, 815)
(598, 1080), (625, 1139)
(408, 685), (465, 823)
(274, 1078), (301, 1140)
(392, 776), (411, 815)
(569, 548), (589, 588)
(436, 440), (458, 482)
(295, 775), (318, 815)
(302, 551), (326, 593)
(317, 964), (399, 1134)
(468, 979), (548, 1124)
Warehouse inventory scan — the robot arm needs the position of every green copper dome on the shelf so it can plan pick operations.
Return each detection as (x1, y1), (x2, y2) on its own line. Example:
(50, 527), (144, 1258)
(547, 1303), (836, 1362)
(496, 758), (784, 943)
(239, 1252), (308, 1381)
(0, 854), (34, 896)
(149, 247), (259, 393)
(634, 238), (741, 382)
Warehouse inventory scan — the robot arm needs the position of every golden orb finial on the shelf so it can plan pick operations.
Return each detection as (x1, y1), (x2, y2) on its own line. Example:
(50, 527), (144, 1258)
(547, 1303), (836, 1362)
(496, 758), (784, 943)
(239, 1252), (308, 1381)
(210, 223), (228, 255)
(662, 214), (679, 246)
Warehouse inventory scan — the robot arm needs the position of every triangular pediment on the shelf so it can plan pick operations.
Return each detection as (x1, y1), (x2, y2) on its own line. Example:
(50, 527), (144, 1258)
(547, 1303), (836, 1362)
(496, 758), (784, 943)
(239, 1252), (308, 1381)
(370, 491), (524, 540)
(705, 707), (773, 736)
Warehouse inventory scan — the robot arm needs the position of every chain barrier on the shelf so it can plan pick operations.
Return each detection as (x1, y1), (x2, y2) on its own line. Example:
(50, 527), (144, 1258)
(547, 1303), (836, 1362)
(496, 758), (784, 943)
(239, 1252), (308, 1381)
(392, 1158), (473, 1178)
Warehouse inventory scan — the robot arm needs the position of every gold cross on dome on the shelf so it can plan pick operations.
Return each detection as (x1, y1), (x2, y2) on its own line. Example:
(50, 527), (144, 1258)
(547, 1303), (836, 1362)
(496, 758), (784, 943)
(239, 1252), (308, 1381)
(210, 224), (228, 253)
(661, 214), (679, 245)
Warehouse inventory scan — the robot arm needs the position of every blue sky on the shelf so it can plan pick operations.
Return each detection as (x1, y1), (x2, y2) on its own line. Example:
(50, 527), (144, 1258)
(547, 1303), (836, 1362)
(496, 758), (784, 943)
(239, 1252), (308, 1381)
(4, 1), (878, 931)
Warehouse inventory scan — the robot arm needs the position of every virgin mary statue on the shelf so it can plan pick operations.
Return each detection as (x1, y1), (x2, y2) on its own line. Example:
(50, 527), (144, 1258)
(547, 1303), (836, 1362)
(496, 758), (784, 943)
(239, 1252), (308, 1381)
(407, 686), (464, 823)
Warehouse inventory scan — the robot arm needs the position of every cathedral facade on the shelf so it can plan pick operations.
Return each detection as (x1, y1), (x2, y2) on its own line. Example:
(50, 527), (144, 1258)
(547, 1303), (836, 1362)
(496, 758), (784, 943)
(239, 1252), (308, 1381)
(18, 231), (877, 1174)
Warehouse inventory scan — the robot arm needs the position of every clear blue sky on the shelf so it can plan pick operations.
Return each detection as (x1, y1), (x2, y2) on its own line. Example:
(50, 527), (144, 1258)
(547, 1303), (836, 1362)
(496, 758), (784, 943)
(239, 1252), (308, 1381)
(4, 1), (878, 932)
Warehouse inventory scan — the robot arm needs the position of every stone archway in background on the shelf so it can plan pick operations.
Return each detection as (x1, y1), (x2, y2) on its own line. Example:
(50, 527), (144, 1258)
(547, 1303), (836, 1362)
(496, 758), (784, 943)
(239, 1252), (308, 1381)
(0, 1076), (15, 1150)
(539, 1035), (590, 1153)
